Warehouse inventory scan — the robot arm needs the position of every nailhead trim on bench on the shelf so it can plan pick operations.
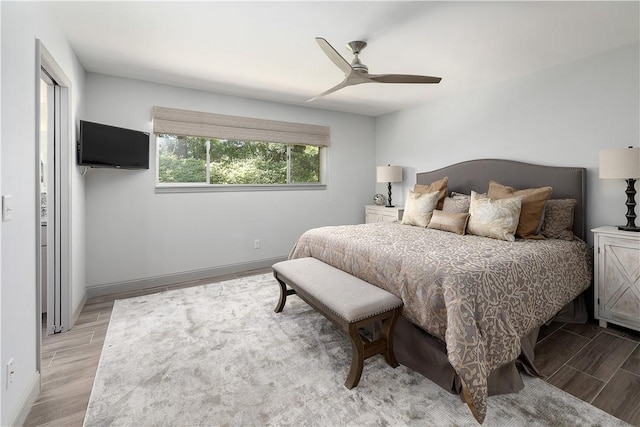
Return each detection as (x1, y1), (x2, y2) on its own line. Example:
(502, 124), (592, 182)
(331, 303), (404, 324)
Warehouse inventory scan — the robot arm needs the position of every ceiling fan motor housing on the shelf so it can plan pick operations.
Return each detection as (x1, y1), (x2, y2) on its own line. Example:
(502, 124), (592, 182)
(347, 41), (369, 72)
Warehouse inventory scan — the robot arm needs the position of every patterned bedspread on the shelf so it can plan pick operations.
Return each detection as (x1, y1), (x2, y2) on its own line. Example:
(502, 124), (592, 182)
(289, 222), (592, 423)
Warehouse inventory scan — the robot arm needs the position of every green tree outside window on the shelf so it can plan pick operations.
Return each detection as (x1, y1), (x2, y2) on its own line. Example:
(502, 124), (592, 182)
(157, 134), (320, 185)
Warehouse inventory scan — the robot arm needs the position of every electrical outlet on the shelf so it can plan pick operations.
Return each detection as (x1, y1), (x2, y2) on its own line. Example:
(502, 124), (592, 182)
(253, 239), (261, 249)
(6, 358), (14, 390)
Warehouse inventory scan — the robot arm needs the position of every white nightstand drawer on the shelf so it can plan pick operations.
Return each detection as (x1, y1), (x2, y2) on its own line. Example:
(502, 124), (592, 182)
(365, 205), (404, 224)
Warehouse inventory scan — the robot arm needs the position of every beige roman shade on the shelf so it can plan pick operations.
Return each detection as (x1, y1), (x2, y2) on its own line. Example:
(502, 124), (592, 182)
(153, 106), (330, 147)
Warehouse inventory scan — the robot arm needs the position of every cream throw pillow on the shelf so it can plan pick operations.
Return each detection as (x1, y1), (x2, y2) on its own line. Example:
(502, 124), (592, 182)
(468, 191), (523, 241)
(414, 177), (448, 210)
(487, 181), (552, 239)
(401, 190), (439, 227)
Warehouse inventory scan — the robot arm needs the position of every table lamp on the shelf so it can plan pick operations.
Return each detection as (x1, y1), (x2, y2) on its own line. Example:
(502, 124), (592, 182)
(376, 165), (403, 208)
(599, 146), (640, 232)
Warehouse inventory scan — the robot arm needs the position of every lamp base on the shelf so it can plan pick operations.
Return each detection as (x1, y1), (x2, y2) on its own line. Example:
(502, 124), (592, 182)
(386, 182), (395, 209)
(620, 178), (638, 232)
(618, 225), (640, 232)
(385, 204), (395, 208)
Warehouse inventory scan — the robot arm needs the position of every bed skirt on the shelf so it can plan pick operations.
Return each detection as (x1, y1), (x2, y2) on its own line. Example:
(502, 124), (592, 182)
(393, 293), (587, 397)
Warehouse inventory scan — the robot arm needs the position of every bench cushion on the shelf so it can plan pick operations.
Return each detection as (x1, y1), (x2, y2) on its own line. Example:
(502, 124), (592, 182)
(272, 257), (403, 323)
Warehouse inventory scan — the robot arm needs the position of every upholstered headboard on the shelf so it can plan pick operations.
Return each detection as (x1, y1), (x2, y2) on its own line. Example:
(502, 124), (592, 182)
(416, 159), (586, 241)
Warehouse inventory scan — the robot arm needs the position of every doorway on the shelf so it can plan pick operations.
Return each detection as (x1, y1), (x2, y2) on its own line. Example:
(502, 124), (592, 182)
(39, 73), (57, 334)
(36, 40), (72, 373)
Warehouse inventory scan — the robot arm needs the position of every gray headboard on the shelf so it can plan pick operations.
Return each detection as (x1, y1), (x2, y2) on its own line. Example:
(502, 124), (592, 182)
(416, 159), (586, 241)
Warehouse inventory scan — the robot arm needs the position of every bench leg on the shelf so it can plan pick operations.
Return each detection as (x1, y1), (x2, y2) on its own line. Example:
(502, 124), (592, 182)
(344, 308), (401, 389)
(273, 275), (296, 313)
(345, 323), (365, 389)
(381, 308), (400, 368)
(273, 275), (287, 313)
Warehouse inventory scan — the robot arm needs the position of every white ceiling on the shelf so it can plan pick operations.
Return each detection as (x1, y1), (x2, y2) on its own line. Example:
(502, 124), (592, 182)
(47, 1), (639, 117)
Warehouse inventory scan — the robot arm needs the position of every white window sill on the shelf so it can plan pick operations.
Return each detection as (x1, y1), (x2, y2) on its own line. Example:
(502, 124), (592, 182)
(155, 183), (327, 194)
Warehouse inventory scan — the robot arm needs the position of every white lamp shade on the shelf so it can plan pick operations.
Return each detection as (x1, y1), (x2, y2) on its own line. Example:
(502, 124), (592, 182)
(377, 165), (403, 183)
(599, 147), (640, 179)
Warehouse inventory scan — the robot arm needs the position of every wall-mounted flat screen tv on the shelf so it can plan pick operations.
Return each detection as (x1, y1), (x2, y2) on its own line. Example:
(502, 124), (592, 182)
(78, 120), (149, 169)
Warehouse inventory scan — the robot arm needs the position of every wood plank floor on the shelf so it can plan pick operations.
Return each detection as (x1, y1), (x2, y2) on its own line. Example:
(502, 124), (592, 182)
(24, 270), (640, 426)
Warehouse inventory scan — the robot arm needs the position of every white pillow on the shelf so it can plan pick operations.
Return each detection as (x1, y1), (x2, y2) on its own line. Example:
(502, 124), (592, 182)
(467, 191), (523, 241)
(401, 190), (439, 227)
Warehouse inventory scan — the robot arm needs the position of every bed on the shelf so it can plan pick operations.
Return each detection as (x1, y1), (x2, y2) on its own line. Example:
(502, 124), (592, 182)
(288, 159), (593, 423)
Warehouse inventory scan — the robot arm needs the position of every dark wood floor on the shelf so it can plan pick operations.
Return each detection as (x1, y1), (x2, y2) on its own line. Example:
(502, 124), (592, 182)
(535, 319), (640, 426)
(25, 270), (640, 426)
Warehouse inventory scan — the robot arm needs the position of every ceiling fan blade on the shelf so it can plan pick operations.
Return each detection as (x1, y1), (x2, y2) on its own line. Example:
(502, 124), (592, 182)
(367, 74), (442, 84)
(315, 37), (353, 76)
(311, 37), (441, 100)
(307, 79), (353, 102)
(346, 70), (374, 85)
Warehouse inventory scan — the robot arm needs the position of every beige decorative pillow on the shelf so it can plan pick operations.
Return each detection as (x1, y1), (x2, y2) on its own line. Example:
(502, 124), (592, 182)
(427, 210), (470, 235)
(487, 181), (552, 239)
(467, 191), (523, 242)
(442, 192), (470, 213)
(541, 199), (576, 241)
(414, 177), (448, 210)
(401, 190), (439, 227)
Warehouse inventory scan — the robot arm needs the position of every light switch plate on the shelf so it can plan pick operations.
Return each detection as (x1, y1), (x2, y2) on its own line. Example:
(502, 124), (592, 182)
(2, 195), (12, 222)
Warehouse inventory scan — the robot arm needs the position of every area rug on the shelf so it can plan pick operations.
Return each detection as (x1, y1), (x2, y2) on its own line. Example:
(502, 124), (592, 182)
(84, 273), (629, 426)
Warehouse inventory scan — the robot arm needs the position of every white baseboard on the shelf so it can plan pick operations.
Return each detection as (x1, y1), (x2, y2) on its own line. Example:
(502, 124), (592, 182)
(71, 291), (88, 327)
(6, 371), (40, 427)
(86, 257), (286, 298)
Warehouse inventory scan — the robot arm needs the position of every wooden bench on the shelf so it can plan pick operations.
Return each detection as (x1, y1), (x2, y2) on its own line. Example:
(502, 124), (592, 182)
(272, 257), (403, 389)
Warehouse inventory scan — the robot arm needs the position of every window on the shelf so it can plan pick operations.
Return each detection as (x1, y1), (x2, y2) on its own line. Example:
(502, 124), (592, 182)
(153, 107), (329, 191)
(157, 135), (320, 184)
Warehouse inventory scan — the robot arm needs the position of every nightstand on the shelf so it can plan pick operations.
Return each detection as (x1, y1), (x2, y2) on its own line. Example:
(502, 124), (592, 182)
(365, 205), (404, 224)
(592, 226), (640, 332)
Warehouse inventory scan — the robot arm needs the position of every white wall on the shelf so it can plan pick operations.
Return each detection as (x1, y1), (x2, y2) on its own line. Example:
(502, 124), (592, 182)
(375, 43), (640, 246)
(1, 2), (86, 424)
(83, 74), (375, 290)
(0, 3), (3, 424)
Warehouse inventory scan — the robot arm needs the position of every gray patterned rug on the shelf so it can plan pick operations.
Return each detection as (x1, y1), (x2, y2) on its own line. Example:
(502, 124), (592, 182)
(84, 273), (628, 426)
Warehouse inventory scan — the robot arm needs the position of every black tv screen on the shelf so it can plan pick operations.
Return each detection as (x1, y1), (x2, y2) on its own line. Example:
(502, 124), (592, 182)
(78, 120), (149, 169)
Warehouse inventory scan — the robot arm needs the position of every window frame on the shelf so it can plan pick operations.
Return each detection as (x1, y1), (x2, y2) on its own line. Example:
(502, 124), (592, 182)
(152, 107), (329, 193)
(154, 135), (327, 193)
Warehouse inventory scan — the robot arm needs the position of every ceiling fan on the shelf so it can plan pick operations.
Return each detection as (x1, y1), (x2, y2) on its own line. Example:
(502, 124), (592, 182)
(308, 37), (442, 102)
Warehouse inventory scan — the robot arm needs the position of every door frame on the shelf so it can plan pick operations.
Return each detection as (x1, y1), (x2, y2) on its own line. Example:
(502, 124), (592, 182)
(35, 40), (72, 372)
